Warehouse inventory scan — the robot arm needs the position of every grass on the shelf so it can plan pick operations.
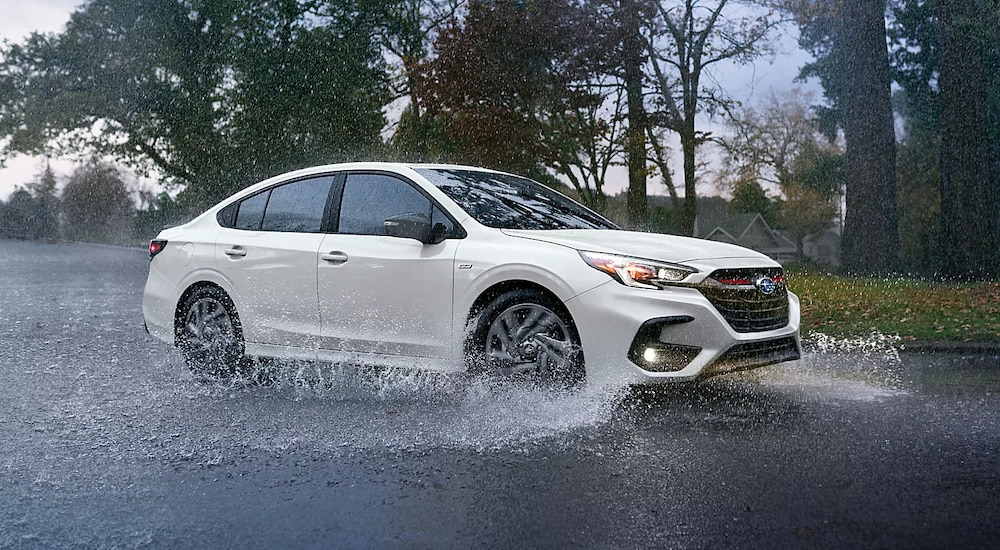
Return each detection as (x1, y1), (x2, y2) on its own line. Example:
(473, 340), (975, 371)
(786, 270), (1000, 343)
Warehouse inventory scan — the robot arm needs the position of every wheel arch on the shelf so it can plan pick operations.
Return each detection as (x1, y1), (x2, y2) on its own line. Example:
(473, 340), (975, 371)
(465, 280), (571, 328)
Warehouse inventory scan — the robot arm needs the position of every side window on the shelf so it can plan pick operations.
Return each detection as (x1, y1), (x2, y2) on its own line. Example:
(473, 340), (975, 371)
(235, 191), (269, 231)
(217, 202), (238, 228)
(430, 204), (458, 237)
(261, 176), (333, 233)
(338, 174), (433, 235)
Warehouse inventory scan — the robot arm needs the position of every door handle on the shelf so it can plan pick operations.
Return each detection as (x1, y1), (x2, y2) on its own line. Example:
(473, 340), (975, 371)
(224, 247), (247, 257)
(321, 251), (349, 264)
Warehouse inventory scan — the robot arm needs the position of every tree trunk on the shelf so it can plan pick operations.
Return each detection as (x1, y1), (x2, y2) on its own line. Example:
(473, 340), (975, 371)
(622, 0), (647, 229)
(937, 0), (1000, 279)
(679, 127), (697, 236)
(840, 0), (900, 275)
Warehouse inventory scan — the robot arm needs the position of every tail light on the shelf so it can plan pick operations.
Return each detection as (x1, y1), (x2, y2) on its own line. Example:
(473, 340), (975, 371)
(149, 239), (168, 259)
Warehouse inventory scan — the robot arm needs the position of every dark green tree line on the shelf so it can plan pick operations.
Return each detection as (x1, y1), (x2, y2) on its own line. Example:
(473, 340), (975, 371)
(3, 0), (993, 277)
(0, 165), (59, 240)
(0, 0), (390, 206)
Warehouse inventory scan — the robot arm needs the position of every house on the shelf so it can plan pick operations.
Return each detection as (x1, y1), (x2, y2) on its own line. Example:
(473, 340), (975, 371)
(800, 227), (842, 267)
(694, 198), (798, 262)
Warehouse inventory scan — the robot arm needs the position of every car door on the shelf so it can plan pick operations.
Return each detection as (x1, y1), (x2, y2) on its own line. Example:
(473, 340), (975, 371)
(215, 175), (335, 352)
(317, 172), (461, 359)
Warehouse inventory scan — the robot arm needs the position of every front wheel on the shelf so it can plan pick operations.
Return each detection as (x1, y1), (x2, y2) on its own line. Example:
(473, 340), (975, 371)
(467, 289), (585, 386)
(176, 287), (245, 377)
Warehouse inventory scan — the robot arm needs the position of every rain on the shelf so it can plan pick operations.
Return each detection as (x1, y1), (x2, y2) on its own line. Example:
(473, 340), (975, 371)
(2, 0), (1000, 547)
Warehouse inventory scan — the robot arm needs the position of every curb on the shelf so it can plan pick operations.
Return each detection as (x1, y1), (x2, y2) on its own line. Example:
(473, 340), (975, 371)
(897, 341), (1000, 354)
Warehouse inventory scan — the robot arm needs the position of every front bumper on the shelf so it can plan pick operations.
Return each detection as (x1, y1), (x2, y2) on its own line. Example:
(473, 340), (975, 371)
(566, 280), (801, 386)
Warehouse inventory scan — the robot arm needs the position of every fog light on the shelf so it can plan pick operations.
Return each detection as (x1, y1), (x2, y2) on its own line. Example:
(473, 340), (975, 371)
(627, 317), (701, 372)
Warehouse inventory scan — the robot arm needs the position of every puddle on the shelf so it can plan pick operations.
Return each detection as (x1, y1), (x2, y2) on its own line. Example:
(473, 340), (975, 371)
(184, 360), (629, 454)
(745, 332), (907, 401)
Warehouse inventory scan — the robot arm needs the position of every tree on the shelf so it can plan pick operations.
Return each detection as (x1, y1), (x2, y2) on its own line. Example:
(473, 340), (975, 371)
(887, 1), (943, 275)
(719, 89), (843, 259)
(787, 0), (900, 274)
(936, 0), (1000, 278)
(416, 0), (605, 183)
(24, 164), (60, 240)
(887, 0), (1000, 278)
(60, 162), (135, 240)
(541, 81), (626, 211)
(730, 181), (780, 226)
(221, 1), (391, 195)
(620, 0), (651, 228)
(839, 0), (900, 275)
(788, 0), (846, 140)
(0, 0), (391, 206)
(0, 188), (53, 240)
(718, 89), (827, 190)
(135, 191), (187, 238)
(0, 165), (61, 240)
(896, 115), (941, 275)
(379, 0), (467, 158)
(645, 0), (783, 236)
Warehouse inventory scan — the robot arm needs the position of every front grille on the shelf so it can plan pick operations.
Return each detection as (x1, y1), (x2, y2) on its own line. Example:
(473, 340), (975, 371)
(698, 268), (789, 333)
(702, 336), (801, 378)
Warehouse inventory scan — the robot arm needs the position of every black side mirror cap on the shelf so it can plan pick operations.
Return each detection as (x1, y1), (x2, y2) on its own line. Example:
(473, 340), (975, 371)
(384, 213), (436, 244)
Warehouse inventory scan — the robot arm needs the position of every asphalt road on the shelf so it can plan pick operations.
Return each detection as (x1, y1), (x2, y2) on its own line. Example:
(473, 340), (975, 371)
(2, 239), (999, 549)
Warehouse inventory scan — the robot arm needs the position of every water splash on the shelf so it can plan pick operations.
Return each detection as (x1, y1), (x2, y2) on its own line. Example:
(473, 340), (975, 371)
(746, 331), (906, 401)
(205, 360), (629, 454)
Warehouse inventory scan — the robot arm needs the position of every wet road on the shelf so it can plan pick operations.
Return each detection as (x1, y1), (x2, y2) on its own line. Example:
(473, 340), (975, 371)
(2, 239), (999, 549)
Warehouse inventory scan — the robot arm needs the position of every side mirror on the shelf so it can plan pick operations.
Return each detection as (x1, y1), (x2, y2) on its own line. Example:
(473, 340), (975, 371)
(384, 213), (445, 244)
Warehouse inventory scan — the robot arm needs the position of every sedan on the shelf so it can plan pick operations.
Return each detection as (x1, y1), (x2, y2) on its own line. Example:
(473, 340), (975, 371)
(142, 163), (800, 386)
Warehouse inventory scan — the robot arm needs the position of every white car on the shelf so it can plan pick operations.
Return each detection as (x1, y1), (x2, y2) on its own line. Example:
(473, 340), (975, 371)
(142, 163), (800, 386)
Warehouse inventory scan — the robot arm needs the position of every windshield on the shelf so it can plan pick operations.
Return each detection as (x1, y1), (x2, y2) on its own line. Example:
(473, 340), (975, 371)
(417, 169), (618, 230)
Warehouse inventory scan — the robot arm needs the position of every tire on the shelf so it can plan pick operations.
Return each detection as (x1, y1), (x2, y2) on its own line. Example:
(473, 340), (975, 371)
(466, 288), (585, 386)
(176, 287), (246, 377)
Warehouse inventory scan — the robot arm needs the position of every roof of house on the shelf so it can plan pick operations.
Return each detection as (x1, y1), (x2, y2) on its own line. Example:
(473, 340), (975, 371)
(694, 198), (796, 256)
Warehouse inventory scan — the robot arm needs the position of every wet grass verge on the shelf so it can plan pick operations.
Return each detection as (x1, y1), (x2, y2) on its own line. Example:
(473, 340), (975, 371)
(788, 271), (1000, 343)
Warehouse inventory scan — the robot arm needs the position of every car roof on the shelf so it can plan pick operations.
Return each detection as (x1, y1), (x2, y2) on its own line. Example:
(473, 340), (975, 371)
(212, 162), (516, 211)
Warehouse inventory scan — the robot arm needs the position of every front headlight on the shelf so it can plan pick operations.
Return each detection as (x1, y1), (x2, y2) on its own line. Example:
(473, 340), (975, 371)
(579, 251), (696, 289)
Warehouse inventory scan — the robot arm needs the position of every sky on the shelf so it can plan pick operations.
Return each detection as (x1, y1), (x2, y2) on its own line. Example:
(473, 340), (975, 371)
(0, 1), (819, 202)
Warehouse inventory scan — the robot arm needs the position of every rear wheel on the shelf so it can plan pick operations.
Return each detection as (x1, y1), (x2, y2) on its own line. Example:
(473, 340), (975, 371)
(467, 289), (584, 386)
(176, 287), (245, 377)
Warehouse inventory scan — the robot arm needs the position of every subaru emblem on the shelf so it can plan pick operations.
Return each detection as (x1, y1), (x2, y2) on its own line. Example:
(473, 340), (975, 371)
(756, 276), (776, 295)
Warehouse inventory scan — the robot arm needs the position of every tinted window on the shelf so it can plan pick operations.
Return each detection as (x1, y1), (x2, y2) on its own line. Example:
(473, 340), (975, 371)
(339, 174), (447, 236)
(261, 176), (333, 233)
(217, 202), (238, 228)
(416, 169), (617, 230)
(235, 191), (268, 231)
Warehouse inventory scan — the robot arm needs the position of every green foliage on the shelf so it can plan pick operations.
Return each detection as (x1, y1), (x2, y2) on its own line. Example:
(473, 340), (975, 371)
(888, 0), (941, 135)
(794, 0), (1000, 278)
(788, 0), (846, 139)
(221, 1), (391, 192)
(0, 188), (58, 240)
(896, 112), (941, 276)
(0, 165), (61, 240)
(60, 162), (135, 241)
(134, 192), (189, 238)
(0, 0), (391, 206)
(390, 102), (455, 162)
(729, 182), (779, 224)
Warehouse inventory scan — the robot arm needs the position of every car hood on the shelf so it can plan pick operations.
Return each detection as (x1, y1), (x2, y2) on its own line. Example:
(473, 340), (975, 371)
(502, 229), (779, 269)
